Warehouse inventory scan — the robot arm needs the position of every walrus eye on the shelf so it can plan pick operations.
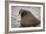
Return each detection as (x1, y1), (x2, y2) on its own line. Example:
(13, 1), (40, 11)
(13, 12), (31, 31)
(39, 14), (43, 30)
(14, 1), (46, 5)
(21, 11), (27, 17)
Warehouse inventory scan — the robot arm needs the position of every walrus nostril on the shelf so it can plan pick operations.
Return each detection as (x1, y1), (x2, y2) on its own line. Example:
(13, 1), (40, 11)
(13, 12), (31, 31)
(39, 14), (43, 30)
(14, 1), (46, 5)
(19, 9), (40, 27)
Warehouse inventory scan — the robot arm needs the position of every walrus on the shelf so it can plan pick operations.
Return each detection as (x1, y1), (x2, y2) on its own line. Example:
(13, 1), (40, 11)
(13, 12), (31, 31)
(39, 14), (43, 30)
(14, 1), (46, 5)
(19, 9), (40, 27)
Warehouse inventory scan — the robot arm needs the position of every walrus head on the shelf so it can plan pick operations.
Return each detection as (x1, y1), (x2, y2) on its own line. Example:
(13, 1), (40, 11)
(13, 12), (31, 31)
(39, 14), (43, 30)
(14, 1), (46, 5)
(19, 9), (40, 27)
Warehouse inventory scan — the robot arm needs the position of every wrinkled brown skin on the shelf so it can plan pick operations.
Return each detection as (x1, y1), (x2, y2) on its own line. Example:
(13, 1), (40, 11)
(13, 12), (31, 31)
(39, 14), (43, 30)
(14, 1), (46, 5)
(19, 9), (40, 27)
